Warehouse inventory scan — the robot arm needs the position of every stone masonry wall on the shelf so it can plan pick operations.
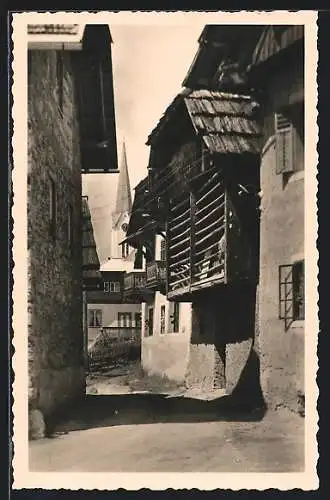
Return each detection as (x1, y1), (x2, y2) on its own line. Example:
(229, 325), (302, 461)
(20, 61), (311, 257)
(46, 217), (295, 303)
(28, 50), (85, 428)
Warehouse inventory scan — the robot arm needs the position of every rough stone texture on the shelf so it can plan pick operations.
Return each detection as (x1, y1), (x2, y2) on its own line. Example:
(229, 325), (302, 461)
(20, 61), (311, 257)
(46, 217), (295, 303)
(257, 60), (304, 414)
(225, 338), (253, 394)
(185, 285), (259, 398)
(28, 50), (85, 423)
(186, 343), (216, 392)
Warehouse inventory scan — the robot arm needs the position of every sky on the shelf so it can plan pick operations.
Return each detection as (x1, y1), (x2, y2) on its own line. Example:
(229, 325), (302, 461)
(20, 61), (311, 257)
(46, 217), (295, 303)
(82, 23), (205, 263)
(110, 24), (204, 190)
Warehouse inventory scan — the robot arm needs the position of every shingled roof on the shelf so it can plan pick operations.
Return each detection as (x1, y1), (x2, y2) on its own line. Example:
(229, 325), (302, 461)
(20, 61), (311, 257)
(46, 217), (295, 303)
(27, 24), (79, 35)
(147, 89), (261, 155)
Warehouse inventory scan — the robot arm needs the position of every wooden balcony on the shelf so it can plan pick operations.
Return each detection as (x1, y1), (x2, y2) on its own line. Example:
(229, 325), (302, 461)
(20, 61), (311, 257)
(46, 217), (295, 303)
(146, 260), (166, 291)
(123, 271), (153, 302)
(167, 172), (257, 300)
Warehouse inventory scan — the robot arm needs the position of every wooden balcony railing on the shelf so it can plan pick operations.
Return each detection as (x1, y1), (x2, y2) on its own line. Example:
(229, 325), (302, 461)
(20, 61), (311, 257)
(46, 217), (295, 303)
(123, 271), (152, 302)
(167, 171), (256, 300)
(146, 260), (166, 290)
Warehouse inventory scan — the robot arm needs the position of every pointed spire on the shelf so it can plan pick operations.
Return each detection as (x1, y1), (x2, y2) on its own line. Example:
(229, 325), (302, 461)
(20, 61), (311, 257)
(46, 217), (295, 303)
(115, 140), (132, 215)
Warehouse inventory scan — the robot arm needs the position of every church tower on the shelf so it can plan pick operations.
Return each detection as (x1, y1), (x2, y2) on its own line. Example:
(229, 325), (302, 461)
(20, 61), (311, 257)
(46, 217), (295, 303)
(111, 141), (133, 259)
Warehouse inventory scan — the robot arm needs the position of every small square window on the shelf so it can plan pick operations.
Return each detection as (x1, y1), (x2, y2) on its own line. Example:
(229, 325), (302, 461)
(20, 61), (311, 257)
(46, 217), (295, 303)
(279, 260), (305, 328)
(88, 309), (102, 328)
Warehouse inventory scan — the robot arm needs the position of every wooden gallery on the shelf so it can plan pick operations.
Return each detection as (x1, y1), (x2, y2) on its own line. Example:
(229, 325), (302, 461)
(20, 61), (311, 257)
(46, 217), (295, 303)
(124, 25), (305, 415)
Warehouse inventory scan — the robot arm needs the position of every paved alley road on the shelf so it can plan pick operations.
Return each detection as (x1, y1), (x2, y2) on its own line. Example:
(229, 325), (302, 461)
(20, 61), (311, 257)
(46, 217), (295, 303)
(29, 394), (304, 473)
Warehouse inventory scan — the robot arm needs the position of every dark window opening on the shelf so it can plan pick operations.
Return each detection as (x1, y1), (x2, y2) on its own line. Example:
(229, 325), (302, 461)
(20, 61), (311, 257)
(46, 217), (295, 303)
(160, 238), (166, 262)
(118, 312), (132, 327)
(104, 281), (120, 293)
(135, 313), (142, 329)
(88, 309), (102, 328)
(292, 261), (305, 320)
(169, 302), (180, 333)
(134, 247), (143, 269)
(121, 242), (129, 258)
(279, 260), (305, 329)
(160, 305), (166, 334)
(145, 307), (154, 337)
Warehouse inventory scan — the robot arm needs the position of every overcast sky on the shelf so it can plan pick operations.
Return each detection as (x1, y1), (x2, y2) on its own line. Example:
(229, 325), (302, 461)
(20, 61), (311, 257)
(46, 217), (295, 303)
(111, 24), (203, 189)
(83, 24), (204, 262)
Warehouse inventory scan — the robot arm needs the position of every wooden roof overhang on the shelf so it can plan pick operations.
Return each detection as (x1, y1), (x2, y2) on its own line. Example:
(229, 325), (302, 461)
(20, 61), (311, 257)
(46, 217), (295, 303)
(146, 89), (261, 202)
(182, 25), (265, 90)
(28, 24), (118, 174)
(124, 177), (157, 249)
(248, 25), (304, 87)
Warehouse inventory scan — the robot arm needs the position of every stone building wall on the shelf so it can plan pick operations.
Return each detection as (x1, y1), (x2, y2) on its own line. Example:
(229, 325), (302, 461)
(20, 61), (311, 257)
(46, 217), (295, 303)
(256, 61), (305, 415)
(186, 285), (260, 401)
(28, 50), (85, 429)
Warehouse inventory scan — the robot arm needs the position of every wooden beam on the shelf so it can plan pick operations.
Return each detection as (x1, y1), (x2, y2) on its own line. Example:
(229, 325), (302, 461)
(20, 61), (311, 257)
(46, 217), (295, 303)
(190, 190), (196, 285)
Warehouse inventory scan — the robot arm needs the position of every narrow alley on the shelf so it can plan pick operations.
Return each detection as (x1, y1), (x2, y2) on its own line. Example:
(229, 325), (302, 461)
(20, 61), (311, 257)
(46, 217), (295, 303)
(17, 13), (318, 488)
(30, 360), (304, 472)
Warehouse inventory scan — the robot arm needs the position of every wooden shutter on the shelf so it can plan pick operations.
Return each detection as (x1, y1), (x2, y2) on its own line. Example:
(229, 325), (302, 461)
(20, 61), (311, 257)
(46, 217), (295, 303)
(275, 113), (294, 174)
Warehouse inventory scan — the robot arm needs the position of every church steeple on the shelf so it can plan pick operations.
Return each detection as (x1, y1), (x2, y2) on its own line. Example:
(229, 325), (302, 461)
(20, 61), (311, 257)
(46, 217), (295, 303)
(114, 141), (132, 215)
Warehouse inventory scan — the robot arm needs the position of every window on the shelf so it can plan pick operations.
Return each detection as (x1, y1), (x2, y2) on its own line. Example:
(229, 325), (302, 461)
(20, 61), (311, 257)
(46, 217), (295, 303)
(56, 52), (64, 113)
(118, 312), (132, 327)
(104, 281), (120, 293)
(135, 313), (142, 329)
(292, 261), (305, 320)
(279, 261), (305, 328)
(49, 176), (56, 239)
(134, 247), (143, 269)
(88, 309), (102, 328)
(121, 242), (130, 258)
(148, 307), (154, 336)
(160, 239), (166, 262)
(160, 305), (166, 334)
(145, 307), (154, 337)
(169, 302), (180, 333)
(135, 274), (145, 288)
(275, 112), (294, 174)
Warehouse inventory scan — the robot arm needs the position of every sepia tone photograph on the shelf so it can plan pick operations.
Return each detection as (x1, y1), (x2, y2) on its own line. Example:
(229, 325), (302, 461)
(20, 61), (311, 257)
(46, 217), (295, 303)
(11, 11), (318, 491)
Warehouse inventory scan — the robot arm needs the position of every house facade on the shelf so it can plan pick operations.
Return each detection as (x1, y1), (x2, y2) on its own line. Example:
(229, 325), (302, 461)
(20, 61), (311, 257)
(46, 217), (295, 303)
(86, 143), (141, 350)
(27, 24), (118, 437)
(124, 180), (193, 383)
(248, 26), (305, 414)
(126, 24), (306, 415)
(125, 26), (263, 403)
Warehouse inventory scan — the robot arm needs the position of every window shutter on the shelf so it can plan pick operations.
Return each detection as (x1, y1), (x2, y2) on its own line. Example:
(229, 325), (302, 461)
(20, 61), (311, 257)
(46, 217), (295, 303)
(275, 113), (294, 174)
